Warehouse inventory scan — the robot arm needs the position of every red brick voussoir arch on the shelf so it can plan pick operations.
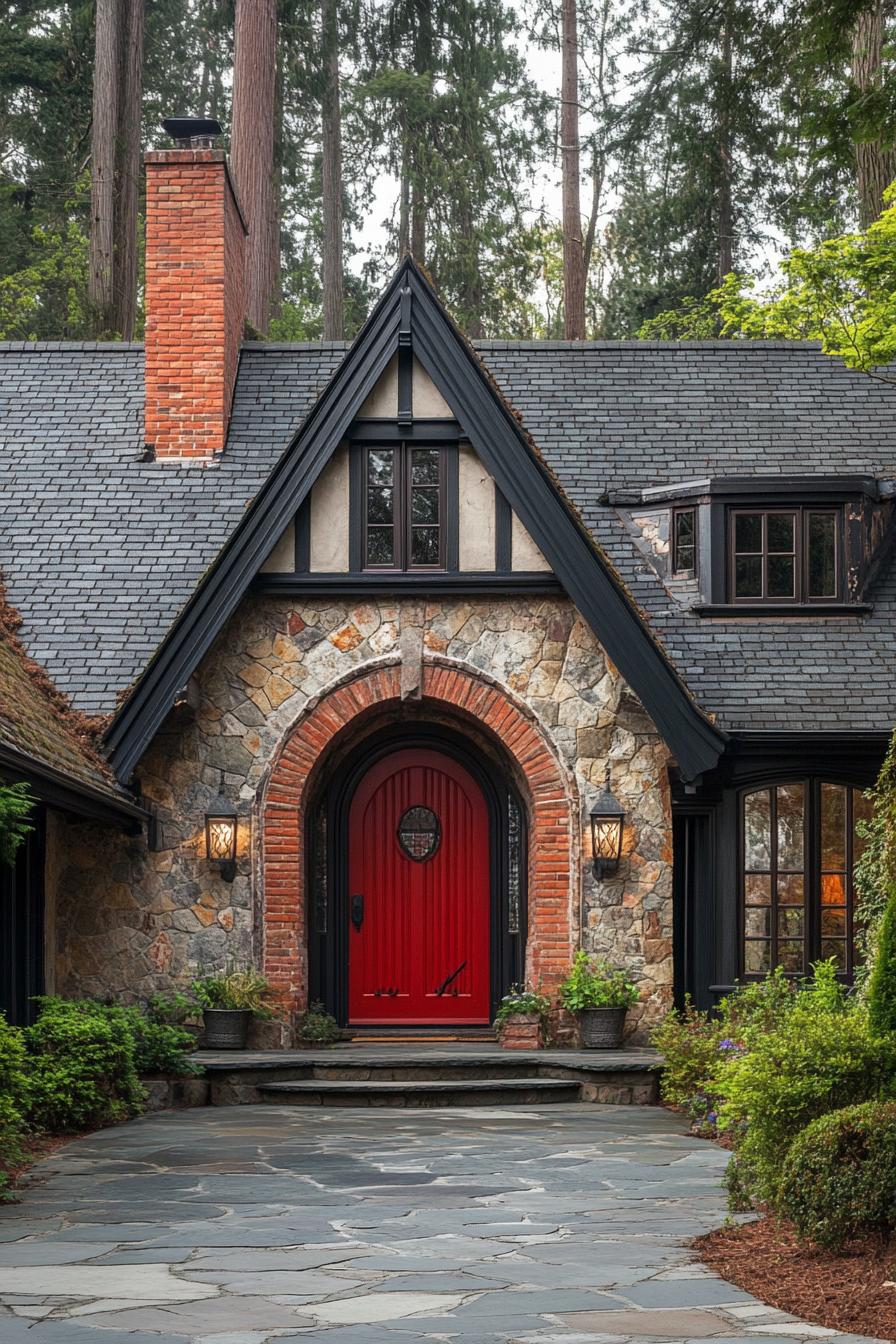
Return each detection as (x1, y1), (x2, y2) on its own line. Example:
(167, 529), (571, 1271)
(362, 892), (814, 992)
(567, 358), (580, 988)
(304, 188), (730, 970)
(261, 659), (577, 1016)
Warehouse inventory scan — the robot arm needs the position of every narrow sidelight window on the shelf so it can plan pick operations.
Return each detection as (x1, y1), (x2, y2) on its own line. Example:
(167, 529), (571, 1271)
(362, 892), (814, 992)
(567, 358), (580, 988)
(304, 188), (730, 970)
(671, 507), (697, 575)
(729, 507), (840, 603)
(741, 781), (871, 978)
(363, 444), (445, 570)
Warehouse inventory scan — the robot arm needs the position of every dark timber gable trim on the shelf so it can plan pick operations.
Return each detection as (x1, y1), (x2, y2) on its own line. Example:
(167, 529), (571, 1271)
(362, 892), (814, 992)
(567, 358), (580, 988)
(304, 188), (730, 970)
(105, 258), (727, 782)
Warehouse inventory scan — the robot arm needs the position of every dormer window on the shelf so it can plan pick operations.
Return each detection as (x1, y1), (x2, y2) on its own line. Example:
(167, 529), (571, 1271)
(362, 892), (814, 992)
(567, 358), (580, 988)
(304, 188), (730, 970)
(729, 507), (841, 604)
(363, 444), (445, 570)
(671, 507), (697, 576)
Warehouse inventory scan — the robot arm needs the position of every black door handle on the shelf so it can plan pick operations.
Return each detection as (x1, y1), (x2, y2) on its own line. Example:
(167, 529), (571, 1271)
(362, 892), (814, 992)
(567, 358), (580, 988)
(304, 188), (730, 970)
(350, 893), (364, 932)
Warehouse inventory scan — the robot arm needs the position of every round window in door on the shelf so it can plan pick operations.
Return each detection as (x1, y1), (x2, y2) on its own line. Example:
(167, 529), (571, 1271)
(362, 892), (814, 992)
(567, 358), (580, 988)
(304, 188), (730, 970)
(397, 806), (441, 861)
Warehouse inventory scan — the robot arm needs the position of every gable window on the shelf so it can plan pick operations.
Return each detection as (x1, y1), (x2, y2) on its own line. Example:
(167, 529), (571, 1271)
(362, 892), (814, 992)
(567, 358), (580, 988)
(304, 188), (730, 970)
(671, 507), (697, 576)
(364, 444), (445, 570)
(742, 781), (871, 978)
(729, 507), (841, 603)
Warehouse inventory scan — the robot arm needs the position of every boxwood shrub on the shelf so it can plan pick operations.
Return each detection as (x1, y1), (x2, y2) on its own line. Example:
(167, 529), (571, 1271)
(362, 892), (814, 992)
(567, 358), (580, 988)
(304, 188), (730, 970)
(779, 1101), (896, 1250)
(26, 998), (145, 1132)
(0, 1013), (28, 1197)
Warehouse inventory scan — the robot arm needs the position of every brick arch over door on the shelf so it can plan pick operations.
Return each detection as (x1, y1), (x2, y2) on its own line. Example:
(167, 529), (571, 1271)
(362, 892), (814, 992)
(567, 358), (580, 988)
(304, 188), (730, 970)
(260, 660), (577, 1013)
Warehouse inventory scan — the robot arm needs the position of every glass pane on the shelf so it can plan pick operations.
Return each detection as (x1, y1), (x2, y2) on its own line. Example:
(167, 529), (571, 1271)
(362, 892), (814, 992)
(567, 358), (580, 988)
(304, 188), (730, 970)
(411, 449), (439, 485)
(735, 513), (762, 552)
(745, 941), (771, 974)
(821, 784), (847, 870)
(822, 908), (847, 937)
(768, 554), (795, 598)
(745, 873), (772, 905)
(776, 784), (804, 870)
(744, 791), (772, 869)
(778, 941), (804, 973)
(676, 510), (695, 545)
(367, 486), (393, 524)
(778, 873), (804, 905)
(821, 939), (847, 971)
(821, 873), (846, 906)
(676, 543), (695, 571)
(411, 527), (440, 566)
(778, 907), (804, 938)
(808, 513), (837, 598)
(745, 907), (771, 937)
(767, 513), (795, 552)
(411, 488), (439, 524)
(366, 527), (394, 566)
(735, 555), (762, 597)
(368, 449), (394, 486)
(853, 789), (873, 861)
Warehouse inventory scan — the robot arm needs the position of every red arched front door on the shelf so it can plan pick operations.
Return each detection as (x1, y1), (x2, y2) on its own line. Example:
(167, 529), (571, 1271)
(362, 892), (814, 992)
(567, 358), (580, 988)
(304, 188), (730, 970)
(348, 748), (491, 1024)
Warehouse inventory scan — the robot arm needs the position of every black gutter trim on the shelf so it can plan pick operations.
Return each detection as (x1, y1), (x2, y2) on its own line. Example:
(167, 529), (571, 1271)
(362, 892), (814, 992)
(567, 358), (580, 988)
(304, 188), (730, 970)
(252, 572), (563, 596)
(0, 742), (150, 827)
(694, 603), (872, 618)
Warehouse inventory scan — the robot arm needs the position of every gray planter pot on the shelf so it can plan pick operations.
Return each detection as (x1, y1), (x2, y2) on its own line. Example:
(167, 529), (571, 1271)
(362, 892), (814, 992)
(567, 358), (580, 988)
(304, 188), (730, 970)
(203, 1008), (251, 1049)
(579, 1006), (626, 1049)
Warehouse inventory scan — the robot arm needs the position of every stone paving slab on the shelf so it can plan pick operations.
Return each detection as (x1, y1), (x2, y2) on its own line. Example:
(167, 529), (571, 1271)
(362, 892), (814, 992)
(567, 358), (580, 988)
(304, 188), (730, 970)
(0, 1104), (884, 1344)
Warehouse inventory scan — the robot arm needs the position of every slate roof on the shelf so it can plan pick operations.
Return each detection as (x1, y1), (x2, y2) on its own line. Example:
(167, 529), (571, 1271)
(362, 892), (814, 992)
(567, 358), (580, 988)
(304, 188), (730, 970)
(1, 337), (895, 736)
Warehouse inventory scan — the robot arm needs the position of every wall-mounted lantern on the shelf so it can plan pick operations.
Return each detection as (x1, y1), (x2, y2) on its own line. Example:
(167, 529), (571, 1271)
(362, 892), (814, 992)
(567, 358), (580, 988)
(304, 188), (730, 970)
(205, 773), (237, 882)
(589, 766), (625, 878)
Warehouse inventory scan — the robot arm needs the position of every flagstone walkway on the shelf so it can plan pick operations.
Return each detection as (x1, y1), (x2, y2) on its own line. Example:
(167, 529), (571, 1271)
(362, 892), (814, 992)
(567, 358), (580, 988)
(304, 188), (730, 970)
(0, 1104), (880, 1343)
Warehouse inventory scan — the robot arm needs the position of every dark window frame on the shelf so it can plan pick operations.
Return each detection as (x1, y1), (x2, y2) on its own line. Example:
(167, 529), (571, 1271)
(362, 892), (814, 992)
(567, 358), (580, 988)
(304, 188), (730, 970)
(360, 441), (450, 573)
(727, 505), (842, 605)
(671, 506), (698, 576)
(738, 778), (868, 981)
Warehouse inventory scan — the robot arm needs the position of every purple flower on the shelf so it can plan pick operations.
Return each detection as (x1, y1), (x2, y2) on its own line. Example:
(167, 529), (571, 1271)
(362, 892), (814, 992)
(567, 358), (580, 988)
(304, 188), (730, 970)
(718, 1038), (738, 1051)
(707, 1112), (718, 1124)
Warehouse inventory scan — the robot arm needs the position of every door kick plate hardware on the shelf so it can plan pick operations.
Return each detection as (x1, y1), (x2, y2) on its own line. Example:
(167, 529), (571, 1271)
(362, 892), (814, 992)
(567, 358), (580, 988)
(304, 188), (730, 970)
(435, 961), (467, 996)
(350, 893), (364, 932)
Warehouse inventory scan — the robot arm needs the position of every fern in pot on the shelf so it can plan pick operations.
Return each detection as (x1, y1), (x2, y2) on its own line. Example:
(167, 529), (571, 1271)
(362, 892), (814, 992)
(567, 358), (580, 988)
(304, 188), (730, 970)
(559, 951), (638, 1048)
(192, 967), (277, 1049)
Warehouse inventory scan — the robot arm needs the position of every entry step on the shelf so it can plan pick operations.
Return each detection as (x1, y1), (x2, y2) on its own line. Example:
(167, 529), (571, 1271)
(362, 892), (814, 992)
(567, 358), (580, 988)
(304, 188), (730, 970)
(258, 1077), (581, 1107)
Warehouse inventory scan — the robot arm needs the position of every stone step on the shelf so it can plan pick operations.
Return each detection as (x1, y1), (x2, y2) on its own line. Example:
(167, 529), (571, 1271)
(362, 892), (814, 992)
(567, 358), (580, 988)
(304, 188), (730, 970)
(257, 1077), (582, 1107)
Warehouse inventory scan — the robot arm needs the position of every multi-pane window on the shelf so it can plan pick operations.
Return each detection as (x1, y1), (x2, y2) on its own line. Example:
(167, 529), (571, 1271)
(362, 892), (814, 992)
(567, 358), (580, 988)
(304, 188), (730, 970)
(364, 445), (444, 570)
(742, 782), (872, 978)
(671, 508), (697, 575)
(729, 507), (840, 603)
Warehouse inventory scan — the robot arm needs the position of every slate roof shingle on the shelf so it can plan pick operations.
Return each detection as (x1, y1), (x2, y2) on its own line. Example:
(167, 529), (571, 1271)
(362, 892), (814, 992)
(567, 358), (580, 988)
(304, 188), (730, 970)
(1, 337), (895, 736)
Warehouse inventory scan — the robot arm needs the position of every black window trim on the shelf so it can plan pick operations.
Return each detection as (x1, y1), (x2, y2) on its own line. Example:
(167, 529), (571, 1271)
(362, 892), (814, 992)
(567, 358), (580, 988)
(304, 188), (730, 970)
(726, 503), (843, 605)
(350, 437), (459, 574)
(671, 505), (698, 577)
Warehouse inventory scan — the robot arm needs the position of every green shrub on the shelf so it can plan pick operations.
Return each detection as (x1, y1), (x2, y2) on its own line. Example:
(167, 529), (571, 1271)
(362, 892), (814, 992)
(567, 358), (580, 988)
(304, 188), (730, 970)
(868, 887), (896, 1036)
(494, 985), (552, 1029)
(192, 968), (277, 1018)
(779, 1101), (896, 1250)
(651, 1000), (725, 1128)
(121, 1007), (202, 1077)
(0, 1014), (28, 1197)
(558, 951), (638, 1011)
(715, 962), (896, 1207)
(295, 1001), (341, 1045)
(146, 991), (194, 1026)
(26, 998), (144, 1132)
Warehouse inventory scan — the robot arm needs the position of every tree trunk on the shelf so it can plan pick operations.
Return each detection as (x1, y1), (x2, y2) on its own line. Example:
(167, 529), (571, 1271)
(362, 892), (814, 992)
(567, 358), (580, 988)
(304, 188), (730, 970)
(561, 0), (585, 339)
(89, 0), (122, 334)
(231, 0), (279, 334)
(410, 0), (433, 262)
(111, 0), (142, 340)
(852, 0), (896, 227)
(321, 0), (344, 339)
(715, 1), (734, 283)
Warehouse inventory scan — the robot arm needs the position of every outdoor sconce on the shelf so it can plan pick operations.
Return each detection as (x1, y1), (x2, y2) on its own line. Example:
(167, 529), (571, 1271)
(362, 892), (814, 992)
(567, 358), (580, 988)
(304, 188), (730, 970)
(205, 774), (237, 883)
(590, 766), (625, 879)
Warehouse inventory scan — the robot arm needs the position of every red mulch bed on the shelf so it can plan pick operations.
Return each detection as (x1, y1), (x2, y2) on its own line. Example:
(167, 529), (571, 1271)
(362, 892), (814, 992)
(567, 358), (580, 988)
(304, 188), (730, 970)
(697, 1216), (896, 1341)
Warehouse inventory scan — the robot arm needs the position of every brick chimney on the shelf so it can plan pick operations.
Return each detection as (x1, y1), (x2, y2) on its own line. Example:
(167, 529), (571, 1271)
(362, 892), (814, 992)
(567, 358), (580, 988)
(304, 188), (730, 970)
(144, 124), (247, 460)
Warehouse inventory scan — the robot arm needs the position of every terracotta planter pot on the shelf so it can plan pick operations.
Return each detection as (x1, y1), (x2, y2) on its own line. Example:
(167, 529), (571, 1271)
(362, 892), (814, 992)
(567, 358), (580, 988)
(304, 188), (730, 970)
(497, 1012), (545, 1050)
(202, 1008), (251, 1049)
(579, 1006), (626, 1049)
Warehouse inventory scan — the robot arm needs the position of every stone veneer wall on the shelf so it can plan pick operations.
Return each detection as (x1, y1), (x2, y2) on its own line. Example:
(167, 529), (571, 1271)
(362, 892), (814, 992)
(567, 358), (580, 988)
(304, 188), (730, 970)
(53, 595), (673, 1039)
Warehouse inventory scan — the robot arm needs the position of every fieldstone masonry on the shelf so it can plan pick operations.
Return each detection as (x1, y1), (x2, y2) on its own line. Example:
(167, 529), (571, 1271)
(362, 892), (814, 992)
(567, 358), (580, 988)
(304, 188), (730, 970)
(53, 594), (673, 1040)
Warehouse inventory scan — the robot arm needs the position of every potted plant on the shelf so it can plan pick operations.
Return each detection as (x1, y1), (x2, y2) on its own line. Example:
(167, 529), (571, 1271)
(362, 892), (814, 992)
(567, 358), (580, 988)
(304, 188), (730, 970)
(191, 967), (277, 1049)
(494, 985), (551, 1050)
(296, 1001), (341, 1048)
(559, 951), (639, 1049)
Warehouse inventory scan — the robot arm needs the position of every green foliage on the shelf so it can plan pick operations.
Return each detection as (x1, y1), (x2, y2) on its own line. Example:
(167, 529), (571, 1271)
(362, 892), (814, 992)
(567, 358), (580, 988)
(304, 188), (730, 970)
(558, 951), (638, 1012)
(637, 184), (896, 380)
(855, 729), (896, 976)
(493, 985), (552, 1028)
(779, 1101), (896, 1250)
(714, 962), (896, 1207)
(146, 991), (194, 1027)
(26, 998), (144, 1133)
(120, 1007), (201, 1078)
(295, 1001), (341, 1045)
(867, 888), (896, 1036)
(0, 215), (90, 341)
(0, 782), (34, 868)
(0, 1014), (29, 1199)
(191, 968), (277, 1019)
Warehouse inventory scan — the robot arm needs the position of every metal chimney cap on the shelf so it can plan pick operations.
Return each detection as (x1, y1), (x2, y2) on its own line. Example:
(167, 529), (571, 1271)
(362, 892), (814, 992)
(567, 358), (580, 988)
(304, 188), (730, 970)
(162, 116), (223, 147)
